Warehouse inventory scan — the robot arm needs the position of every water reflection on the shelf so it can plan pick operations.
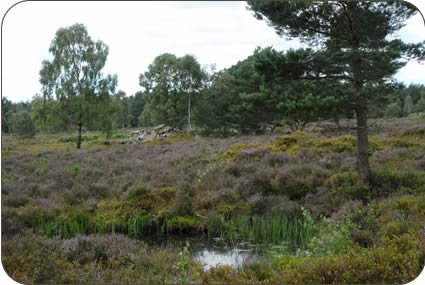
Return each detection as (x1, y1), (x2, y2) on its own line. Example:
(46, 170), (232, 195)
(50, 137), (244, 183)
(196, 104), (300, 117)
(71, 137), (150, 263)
(144, 235), (284, 270)
(192, 246), (254, 269)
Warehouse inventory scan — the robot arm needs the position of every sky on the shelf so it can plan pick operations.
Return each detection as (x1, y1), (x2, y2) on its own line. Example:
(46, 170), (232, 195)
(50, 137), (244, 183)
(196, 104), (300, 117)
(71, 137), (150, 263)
(2, 1), (425, 103)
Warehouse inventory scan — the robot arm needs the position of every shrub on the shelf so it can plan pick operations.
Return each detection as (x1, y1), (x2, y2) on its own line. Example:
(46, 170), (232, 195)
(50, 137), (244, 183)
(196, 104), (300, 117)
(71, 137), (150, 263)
(329, 171), (371, 202)
(369, 170), (425, 196)
(237, 173), (273, 198)
(217, 143), (256, 160)
(308, 135), (356, 153)
(416, 155), (425, 170)
(269, 132), (305, 152)
(58, 134), (99, 143)
(384, 100), (403, 118)
(233, 147), (268, 163)
(271, 164), (328, 200)
(249, 195), (300, 217)
(273, 233), (422, 284)
(165, 216), (201, 234)
(10, 111), (36, 138)
(175, 182), (195, 215)
(2, 236), (79, 284)
(60, 234), (146, 266)
(264, 152), (291, 167)
(299, 218), (355, 256)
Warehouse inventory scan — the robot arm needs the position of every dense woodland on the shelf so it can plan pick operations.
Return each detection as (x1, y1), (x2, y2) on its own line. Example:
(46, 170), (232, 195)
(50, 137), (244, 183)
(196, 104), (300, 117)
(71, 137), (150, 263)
(2, 1), (425, 284)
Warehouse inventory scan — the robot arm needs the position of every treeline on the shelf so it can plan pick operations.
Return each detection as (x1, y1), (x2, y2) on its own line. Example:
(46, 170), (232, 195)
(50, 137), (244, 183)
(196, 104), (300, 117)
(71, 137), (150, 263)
(2, 48), (424, 138)
(383, 84), (425, 118)
(1, 92), (144, 135)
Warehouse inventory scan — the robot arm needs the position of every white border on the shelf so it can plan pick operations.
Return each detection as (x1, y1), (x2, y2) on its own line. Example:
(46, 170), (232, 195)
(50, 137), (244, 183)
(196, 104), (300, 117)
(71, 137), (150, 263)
(0, 1), (424, 285)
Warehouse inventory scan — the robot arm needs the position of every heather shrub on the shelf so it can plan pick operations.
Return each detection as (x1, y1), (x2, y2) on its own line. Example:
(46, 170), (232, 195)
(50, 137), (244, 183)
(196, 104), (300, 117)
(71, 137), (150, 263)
(302, 187), (345, 217)
(237, 172), (273, 198)
(124, 179), (149, 198)
(308, 135), (356, 153)
(174, 182), (195, 215)
(233, 147), (268, 162)
(369, 169), (425, 196)
(2, 192), (30, 207)
(271, 164), (329, 200)
(87, 182), (111, 198)
(264, 152), (291, 167)
(417, 155), (425, 170)
(272, 233), (422, 284)
(270, 132), (305, 152)
(60, 234), (146, 265)
(400, 126), (425, 137)
(2, 236), (79, 284)
(328, 171), (371, 202)
(263, 195), (301, 217)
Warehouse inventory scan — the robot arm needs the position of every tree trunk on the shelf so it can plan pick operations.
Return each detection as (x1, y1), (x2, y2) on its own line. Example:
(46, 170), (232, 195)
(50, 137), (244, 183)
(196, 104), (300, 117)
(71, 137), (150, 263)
(355, 96), (370, 184)
(187, 93), (192, 132)
(77, 123), (82, 149)
(350, 27), (370, 183)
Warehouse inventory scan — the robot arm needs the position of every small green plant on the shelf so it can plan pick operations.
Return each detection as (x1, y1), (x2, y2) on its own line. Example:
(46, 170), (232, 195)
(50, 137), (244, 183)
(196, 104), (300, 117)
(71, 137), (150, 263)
(32, 159), (48, 176)
(175, 240), (191, 283)
(65, 164), (80, 176)
(58, 134), (99, 143)
(299, 217), (354, 256)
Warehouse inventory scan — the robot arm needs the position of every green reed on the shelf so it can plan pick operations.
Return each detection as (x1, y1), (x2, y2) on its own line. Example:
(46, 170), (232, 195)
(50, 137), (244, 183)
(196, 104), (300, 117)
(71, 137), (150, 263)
(31, 208), (317, 248)
(206, 213), (317, 247)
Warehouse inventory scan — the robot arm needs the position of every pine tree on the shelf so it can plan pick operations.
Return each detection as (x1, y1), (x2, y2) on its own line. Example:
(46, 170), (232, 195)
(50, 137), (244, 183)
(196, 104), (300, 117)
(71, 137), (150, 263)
(247, 0), (425, 183)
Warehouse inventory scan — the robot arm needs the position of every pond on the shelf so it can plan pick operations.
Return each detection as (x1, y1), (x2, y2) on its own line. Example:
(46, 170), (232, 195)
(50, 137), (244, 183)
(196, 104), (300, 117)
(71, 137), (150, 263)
(151, 236), (294, 270)
(191, 240), (260, 269)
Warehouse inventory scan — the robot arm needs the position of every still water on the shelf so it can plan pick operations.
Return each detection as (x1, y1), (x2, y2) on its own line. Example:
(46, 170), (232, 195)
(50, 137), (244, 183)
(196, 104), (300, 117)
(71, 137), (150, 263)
(191, 242), (258, 269)
(152, 236), (282, 269)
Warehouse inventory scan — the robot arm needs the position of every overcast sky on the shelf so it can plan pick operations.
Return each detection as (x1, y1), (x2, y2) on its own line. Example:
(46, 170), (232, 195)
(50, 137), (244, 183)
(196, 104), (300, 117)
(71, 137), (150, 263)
(2, 1), (425, 103)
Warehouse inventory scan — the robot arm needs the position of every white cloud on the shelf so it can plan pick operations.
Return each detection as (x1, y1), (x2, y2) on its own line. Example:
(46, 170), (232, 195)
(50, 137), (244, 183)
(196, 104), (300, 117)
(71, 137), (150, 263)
(2, 1), (424, 102)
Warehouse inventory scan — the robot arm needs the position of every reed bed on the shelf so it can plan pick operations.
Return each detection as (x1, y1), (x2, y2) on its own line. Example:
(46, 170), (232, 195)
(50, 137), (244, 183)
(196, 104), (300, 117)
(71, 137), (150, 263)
(206, 213), (316, 247)
(31, 211), (317, 247)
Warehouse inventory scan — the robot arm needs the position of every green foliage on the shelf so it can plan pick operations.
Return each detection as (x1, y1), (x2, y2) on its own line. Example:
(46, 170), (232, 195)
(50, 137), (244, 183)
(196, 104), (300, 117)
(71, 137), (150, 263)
(32, 158), (49, 176)
(139, 53), (206, 129)
(31, 96), (67, 133)
(128, 91), (145, 127)
(174, 182), (195, 215)
(58, 134), (99, 143)
(1, 96), (13, 133)
(2, 234), (204, 284)
(299, 218), (355, 256)
(370, 169), (425, 196)
(175, 241), (191, 283)
(247, 0), (424, 184)
(385, 99), (403, 118)
(308, 135), (356, 153)
(39, 23), (118, 148)
(329, 171), (370, 202)
(10, 111), (36, 138)
(403, 94), (414, 116)
(271, 164), (329, 200)
(272, 233), (421, 284)
(165, 216), (201, 234)
(2, 97), (32, 134)
(206, 211), (316, 247)
(2, 238), (79, 284)
(414, 93), (425, 113)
